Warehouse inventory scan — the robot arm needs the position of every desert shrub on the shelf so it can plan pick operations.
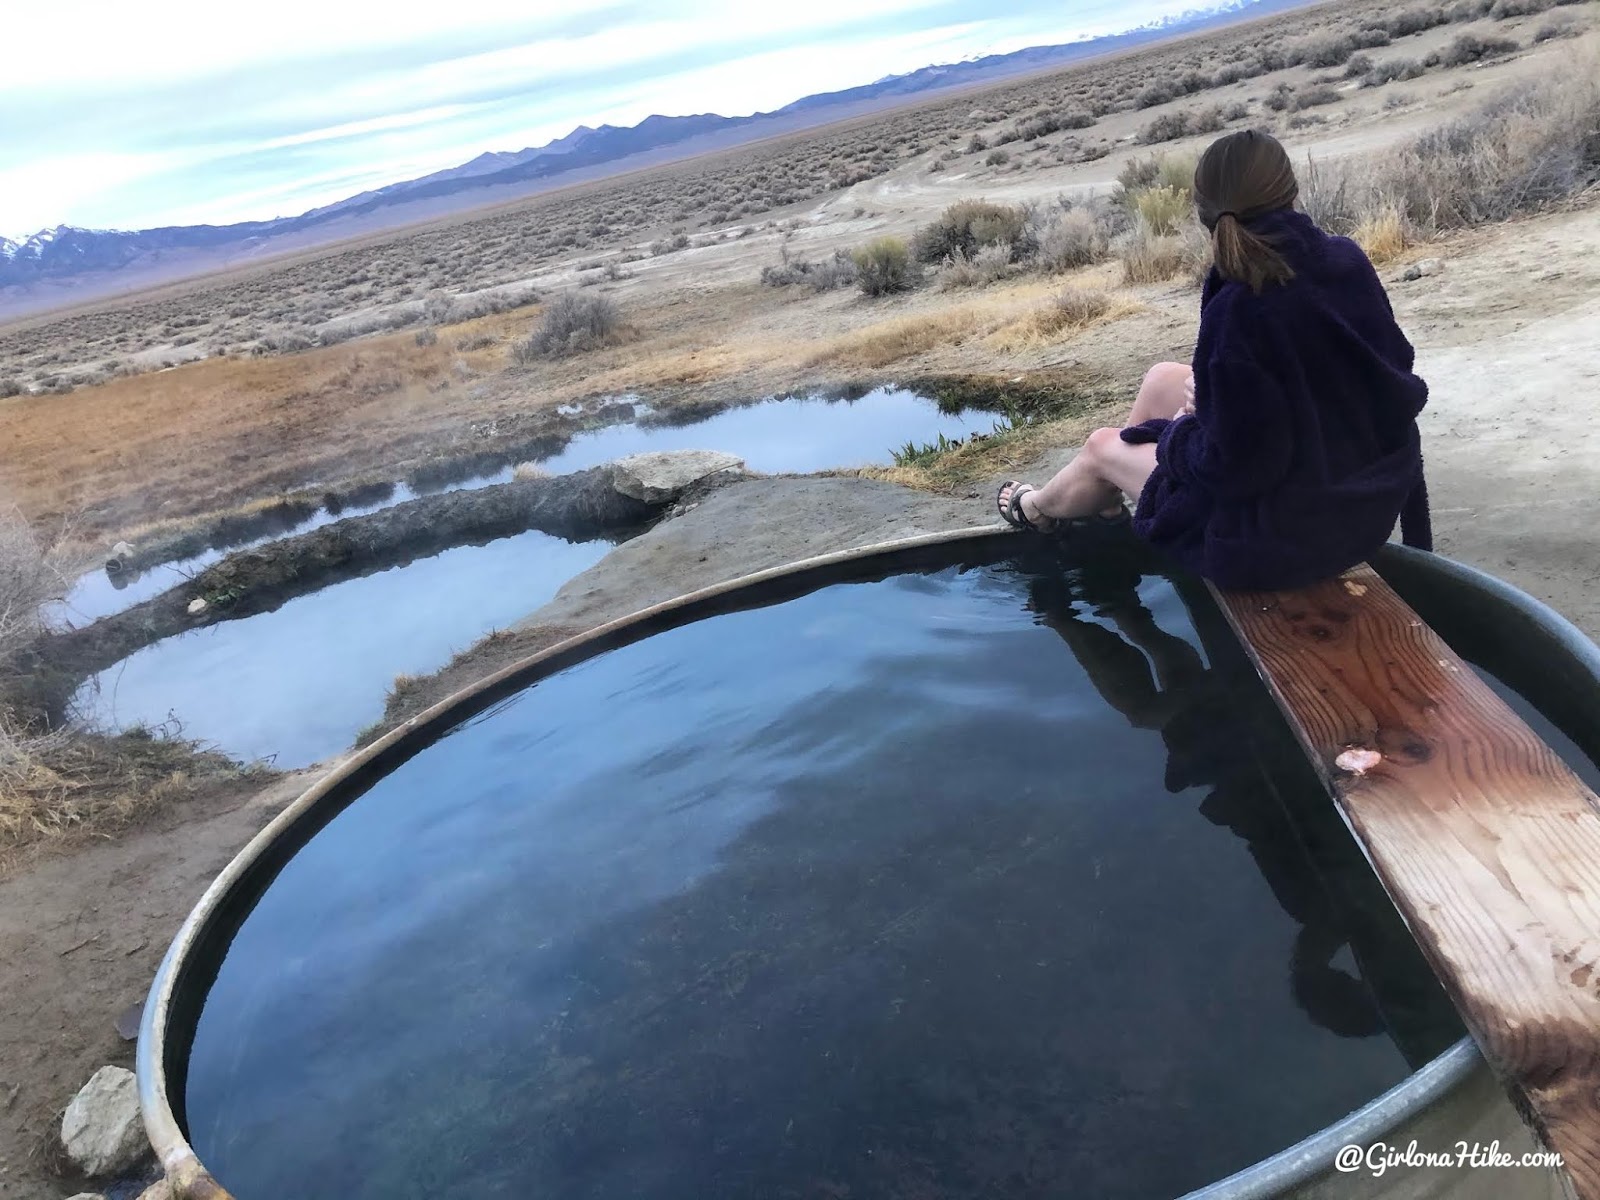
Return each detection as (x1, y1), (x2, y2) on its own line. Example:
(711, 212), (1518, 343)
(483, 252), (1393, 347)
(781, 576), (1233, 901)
(1133, 186), (1193, 236)
(1156, 152), (1200, 193)
(1117, 156), (1163, 192)
(1352, 26), (1394, 48)
(456, 333), (499, 351)
(985, 148), (1011, 166)
(912, 200), (1029, 264)
(1378, 71), (1600, 228)
(1533, 12), (1581, 39)
(1293, 33), (1360, 67)
(1445, 0), (1495, 19)
(1383, 5), (1449, 35)
(1345, 53), (1376, 78)
(1223, 101), (1251, 121)
(852, 237), (916, 296)
(1363, 57), (1429, 86)
(259, 329), (315, 353)
(1027, 205), (1115, 272)
(1492, 0), (1555, 14)
(1293, 84), (1346, 110)
(1120, 217), (1208, 284)
(1212, 62), (1250, 86)
(966, 134), (988, 154)
(1137, 81), (1179, 109)
(414, 327), (438, 347)
(0, 378), (21, 398)
(1431, 32), (1520, 67)
(515, 293), (625, 359)
(939, 244), (1014, 289)
(760, 251), (858, 292)
(1190, 105), (1227, 134)
(422, 290), (454, 324)
(1264, 82), (1296, 111)
(1140, 111), (1195, 143)
(0, 505), (64, 657)
(649, 232), (690, 256)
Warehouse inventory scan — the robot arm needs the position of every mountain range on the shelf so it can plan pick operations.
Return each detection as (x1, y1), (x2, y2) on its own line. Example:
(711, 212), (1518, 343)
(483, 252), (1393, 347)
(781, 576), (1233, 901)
(0, 0), (1312, 309)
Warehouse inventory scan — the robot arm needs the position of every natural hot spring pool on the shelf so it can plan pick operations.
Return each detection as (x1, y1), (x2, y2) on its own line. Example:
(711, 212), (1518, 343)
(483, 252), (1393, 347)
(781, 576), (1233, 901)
(57, 387), (993, 625)
(163, 537), (1476, 1199)
(71, 529), (611, 767)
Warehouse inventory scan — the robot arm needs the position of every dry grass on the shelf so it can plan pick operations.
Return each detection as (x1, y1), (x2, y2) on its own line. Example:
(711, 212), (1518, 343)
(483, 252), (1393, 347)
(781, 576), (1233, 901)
(986, 285), (1142, 351)
(805, 307), (995, 370)
(1121, 218), (1211, 285)
(0, 725), (251, 864)
(1352, 204), (1410, 262)
(1298, 55), (1600, 251)
(0, 308), (527, 537)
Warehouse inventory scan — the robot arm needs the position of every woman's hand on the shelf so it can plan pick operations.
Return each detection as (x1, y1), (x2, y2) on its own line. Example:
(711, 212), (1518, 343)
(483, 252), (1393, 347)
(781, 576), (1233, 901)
(1178, 370), (1197, 418)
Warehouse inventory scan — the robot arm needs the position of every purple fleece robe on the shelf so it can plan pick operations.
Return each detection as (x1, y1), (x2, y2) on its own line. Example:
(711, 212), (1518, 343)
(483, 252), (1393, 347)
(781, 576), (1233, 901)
(1120, 208), (1431, 591)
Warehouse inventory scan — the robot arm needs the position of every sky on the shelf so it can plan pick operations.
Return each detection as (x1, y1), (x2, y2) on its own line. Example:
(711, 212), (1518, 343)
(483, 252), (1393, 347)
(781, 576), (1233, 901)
(3, 0), (1228, 239)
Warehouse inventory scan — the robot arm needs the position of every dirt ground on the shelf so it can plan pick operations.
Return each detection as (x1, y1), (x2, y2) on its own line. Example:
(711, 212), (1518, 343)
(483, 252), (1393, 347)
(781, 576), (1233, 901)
(3, 16), (1600, 1200)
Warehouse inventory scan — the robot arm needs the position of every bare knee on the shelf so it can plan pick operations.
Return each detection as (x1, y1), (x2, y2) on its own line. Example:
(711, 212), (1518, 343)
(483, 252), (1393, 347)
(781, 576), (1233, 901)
(1082, 426), (1124, 463)
(1141, 361), (1190, 394)
(1132, 361), (1192, 424)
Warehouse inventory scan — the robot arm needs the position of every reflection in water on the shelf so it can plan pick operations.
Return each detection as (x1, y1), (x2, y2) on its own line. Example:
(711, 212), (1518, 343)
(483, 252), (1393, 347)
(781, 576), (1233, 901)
(71, 530), (610, 767)
(180, 548), (1465, 1200)
(1025, 560), (1461, 1057)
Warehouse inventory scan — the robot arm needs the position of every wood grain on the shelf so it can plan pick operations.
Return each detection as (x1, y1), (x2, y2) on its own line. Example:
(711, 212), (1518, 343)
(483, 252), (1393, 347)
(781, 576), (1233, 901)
(1210, 563), (1600, 1199)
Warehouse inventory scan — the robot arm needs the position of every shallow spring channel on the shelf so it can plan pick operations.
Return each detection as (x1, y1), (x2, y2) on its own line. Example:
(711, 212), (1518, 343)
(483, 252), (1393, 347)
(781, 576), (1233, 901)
(172, 541), (1476, 1199)
(58, 387), (992, 624)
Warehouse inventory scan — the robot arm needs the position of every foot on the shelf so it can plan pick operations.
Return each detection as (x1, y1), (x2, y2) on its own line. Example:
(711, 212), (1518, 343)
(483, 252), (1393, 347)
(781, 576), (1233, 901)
(997, 481), (1056, 532)
(998, 481), (1127, 533)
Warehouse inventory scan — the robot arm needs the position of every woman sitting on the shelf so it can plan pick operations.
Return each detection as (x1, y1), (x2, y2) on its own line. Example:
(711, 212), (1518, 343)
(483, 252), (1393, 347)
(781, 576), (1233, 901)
(996, 129), (1432, 591)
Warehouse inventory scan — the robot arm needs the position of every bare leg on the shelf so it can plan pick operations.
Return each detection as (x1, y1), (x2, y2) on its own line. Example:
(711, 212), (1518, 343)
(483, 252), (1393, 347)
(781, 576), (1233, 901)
(999, 363), (1193, 528)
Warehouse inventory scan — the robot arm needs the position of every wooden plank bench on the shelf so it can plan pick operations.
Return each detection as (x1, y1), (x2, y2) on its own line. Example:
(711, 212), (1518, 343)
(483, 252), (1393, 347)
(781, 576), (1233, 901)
(1209, 563), (1600, 1199)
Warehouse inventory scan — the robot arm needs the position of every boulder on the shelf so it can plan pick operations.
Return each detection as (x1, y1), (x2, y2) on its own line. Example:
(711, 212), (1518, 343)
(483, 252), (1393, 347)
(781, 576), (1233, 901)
(60, 1066), (148, 1177)
(105, 541), (135, 573)
(186, 597), (208, 616)
(611, 450), (745, 504)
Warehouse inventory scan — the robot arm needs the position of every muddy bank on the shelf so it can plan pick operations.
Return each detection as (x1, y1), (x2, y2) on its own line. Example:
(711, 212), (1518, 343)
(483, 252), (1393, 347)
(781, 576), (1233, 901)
(20, 465), (671, 721)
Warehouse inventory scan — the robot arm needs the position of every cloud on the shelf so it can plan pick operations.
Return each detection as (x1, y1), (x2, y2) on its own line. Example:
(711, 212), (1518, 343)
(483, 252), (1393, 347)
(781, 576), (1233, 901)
(2, 0), (1212, 236)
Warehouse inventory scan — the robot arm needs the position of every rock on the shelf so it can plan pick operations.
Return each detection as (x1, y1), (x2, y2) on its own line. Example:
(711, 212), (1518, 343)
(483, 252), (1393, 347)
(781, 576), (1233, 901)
(105, 541), (135, 573)
(186, 597), (207, 616)
(136, 1182), (173, 1200)
(115, 1000), (144, 1042)
(66, 1193), (107, 1200)
(1402, 257), (1444, 281)
(60, 1066), (147, 1177)
(611, 450), (745, 504)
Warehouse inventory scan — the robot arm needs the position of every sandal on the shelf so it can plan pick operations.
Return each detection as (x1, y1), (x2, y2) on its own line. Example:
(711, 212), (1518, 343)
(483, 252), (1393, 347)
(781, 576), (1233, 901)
(997, 482), (1053, 533)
